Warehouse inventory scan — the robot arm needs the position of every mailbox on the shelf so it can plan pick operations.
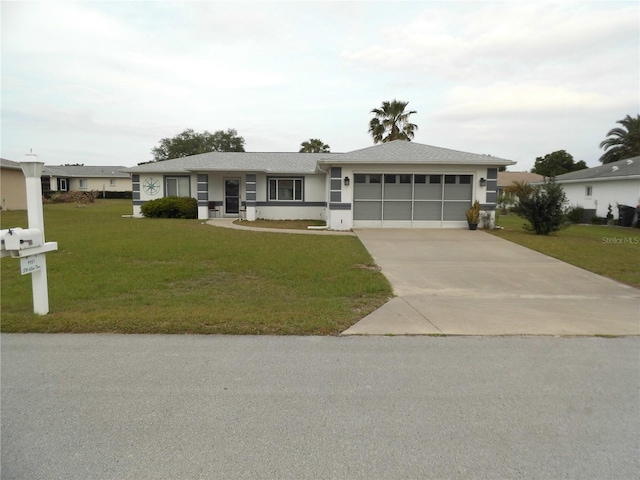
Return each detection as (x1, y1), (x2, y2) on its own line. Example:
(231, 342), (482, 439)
(1, 228), (44, 251)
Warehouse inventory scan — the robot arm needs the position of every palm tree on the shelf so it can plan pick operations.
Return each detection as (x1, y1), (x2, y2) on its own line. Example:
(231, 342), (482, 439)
(599, 114), (640, 164)
(299, 138), (330, 153)
(368, 100), (418, 144)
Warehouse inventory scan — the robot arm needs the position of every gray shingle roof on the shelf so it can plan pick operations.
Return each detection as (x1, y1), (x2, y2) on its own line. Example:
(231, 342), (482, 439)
(123, 152), (338, 174)
(318, 140), (516, 166)
(554, 156), (640, 183)
(124, 141), (516, 174)
(42, 165), (130, 178)
(0, 158), (21, 170)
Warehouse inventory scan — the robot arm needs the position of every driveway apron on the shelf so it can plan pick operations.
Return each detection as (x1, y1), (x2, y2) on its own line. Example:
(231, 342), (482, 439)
(343, 229), (640, 335)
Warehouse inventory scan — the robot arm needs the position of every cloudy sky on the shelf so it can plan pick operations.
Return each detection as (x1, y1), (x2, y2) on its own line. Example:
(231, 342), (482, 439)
(2, 1), (638, 171)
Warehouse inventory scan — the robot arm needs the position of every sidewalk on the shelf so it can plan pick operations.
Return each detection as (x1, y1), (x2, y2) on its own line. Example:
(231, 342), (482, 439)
(206, 218), (355, 235)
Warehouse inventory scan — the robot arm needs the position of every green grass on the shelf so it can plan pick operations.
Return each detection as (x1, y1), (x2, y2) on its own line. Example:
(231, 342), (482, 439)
(491, 213), (640, 288)
(1, 200), (392, 334)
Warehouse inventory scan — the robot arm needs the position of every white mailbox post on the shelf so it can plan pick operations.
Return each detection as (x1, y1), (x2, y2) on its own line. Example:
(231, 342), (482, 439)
(0, 154), (58, 314)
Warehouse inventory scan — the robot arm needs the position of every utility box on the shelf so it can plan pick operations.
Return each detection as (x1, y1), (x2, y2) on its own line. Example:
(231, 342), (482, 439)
(1, 228), (44, 251)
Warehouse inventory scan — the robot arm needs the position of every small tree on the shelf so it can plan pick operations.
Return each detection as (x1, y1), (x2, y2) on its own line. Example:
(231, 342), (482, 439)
(504, 180), (535, 204)
(151, 128), (245, 161)
(513, 177), (568, 235)
(531, 150), (587, 177)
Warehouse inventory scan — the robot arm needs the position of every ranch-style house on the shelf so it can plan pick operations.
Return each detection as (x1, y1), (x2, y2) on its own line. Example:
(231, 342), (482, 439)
(123, 140), (516, 230)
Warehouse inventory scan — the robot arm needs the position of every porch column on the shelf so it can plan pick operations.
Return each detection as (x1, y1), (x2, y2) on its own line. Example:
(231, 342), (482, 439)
(197, 174), (209, 219)
(245, 174), (256, 221)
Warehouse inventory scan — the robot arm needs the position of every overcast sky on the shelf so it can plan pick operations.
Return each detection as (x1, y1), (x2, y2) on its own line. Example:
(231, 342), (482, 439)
(2, 1), (638, 171)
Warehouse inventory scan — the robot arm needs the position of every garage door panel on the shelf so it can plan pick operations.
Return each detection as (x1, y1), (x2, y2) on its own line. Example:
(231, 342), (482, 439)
(384, 184), (412, 200)
(444, 184), (472, 200)
(354, 184), (382, 200)
(414, 184), (442, 200)
(354, 201), (382, 220)
(443, 201), (470, 221)
(413, 201), (442, 220)
(383, 201), (412, 220)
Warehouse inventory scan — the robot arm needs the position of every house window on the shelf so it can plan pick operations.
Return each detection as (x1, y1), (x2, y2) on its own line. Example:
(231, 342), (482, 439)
(165, 176), (190, 197)
(79, 179), (88, 190)
(444, 175), (456, 184)
(110, 179), (116, 187)
(268, 178), (303, 201)
(355, 174), (381, 184)
(586, 186), (592, 197)
(414, 175), (426, 184)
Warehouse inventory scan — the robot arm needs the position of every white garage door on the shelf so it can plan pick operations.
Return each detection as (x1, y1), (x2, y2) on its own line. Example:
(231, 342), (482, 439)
(353, 173), (473, 227)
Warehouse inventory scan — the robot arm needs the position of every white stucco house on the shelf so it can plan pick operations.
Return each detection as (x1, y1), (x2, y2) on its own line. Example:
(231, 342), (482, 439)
(123, 140), (516, 230)
(41, 165), (132, 194)
(553, 156), (640, 224)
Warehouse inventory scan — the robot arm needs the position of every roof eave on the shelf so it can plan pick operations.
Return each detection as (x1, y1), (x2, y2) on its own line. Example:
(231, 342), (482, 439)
(555, 175), (640, 184)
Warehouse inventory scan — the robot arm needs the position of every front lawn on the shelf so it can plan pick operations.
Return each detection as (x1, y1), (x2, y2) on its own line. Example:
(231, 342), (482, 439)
(491, 214), (640, 288)
(1, 201), (392, 334)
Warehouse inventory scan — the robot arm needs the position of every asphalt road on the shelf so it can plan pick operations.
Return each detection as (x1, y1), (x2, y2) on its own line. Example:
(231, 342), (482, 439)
(2, 334), (639, 480)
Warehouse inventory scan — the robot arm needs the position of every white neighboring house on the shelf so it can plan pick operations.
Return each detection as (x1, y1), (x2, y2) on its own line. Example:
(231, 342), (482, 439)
(41, 165), (132, 194)
(123, 140), (516, 230)
(553, 156), (640, 224)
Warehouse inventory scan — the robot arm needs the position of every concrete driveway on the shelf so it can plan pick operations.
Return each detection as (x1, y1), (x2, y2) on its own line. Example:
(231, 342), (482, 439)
(343, 229), (640, 335)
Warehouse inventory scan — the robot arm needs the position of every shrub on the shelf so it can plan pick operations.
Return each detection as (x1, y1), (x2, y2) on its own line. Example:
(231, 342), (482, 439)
(49, 190), (100, 204)
(512, 177), (568, 235)
(141, 196), (197, 219)
(99, 191), (133, 199)
(566, 206), (585, 224)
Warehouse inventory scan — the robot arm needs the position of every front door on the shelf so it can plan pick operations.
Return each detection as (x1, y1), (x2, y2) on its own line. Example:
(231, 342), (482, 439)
(224, 178), (240, 216)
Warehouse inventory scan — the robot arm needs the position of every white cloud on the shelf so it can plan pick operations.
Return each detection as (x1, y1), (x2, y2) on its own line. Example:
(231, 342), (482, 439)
(434, 83), (615, 121)
(1, 1), (638, 168)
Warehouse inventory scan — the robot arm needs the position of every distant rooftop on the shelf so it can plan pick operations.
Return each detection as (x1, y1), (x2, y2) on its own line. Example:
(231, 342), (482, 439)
(554, 157), (640, 183)
(1, 158), (22, 170)
(42, 165), (130, 178)
(498, 171), (544, 187)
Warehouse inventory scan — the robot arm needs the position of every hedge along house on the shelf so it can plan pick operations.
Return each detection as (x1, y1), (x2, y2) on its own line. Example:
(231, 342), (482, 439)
(123, 140), (516, 230)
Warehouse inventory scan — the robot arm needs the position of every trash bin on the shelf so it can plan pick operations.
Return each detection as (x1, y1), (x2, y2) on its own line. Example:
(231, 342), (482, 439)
(617, 205), (635, 227)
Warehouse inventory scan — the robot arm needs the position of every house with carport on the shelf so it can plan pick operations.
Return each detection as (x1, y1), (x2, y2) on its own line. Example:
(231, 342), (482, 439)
(123, 140), (516, 230)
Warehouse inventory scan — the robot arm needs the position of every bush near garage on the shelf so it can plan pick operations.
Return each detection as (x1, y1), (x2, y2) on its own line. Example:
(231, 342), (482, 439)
(141, 196), (197, 219)
(512, 177), (569, 235)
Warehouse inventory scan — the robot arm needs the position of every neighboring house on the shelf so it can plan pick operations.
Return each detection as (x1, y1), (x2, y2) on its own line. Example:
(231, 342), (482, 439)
(42, 165), (132, 193)
(497, 171), (544, 198)
(0, 158), (27, 210)
(553, 156), (640, 223)
(124, 141), (515, 230)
